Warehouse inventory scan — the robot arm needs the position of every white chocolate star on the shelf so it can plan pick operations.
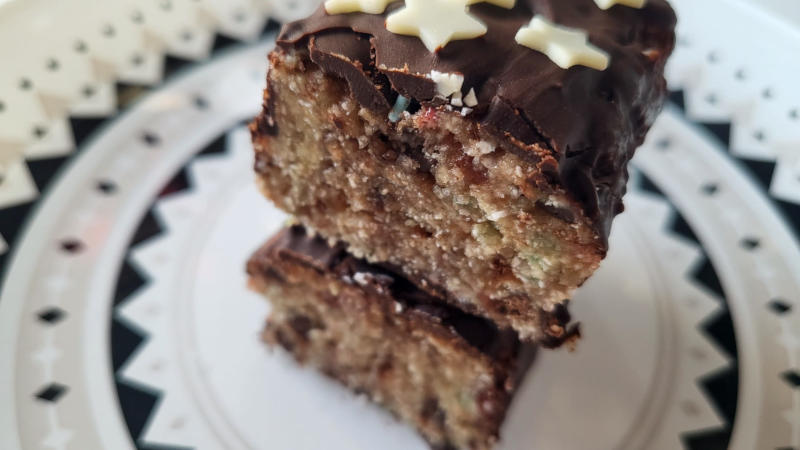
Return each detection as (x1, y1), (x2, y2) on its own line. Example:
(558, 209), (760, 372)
(324, 0), (394, 15)
(515, 16), (610, 70)
(386, 0), (488, 52)
(467, 0), (516, 9)
(593, 0), (647, 9)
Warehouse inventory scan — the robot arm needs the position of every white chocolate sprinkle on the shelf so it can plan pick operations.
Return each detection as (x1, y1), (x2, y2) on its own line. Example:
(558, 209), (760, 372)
(515, 16), (610, 70)
(467, 0), (516, 8)
(347, 174), (359, 188)
(353, 272), (370, 286)
(461, 107), (473, 116)
(593, 0), (647, 10)
(488, 210), (508, 221)
(468, 141), (495, 156)
(429, 70), (465, 98)
(324, 0), (393, 14)
(386, 0), (487, 52)
(451, 91), (464, 107)
(464, 88), (479, 107)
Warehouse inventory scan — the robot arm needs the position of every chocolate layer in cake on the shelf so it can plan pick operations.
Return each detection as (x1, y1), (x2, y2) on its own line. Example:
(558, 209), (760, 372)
(252, 0), (675, 338)
(247, 226), (554, 449)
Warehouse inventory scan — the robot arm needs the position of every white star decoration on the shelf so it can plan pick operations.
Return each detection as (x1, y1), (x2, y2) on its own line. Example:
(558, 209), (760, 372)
(594, 0), (647, 9)
(324, 0), (394, 15)
(467, 0), (516, 9)
(515, 16), (610, 70)
(386, 0), (487, 52)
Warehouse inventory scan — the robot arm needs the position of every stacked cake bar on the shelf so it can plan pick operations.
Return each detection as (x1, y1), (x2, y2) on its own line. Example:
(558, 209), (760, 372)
(247, 226), (540, 449)
(248, 0), (675, 447)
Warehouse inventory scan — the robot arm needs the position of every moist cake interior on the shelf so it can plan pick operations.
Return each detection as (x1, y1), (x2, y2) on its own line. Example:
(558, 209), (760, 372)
(254, 50), (604, 339)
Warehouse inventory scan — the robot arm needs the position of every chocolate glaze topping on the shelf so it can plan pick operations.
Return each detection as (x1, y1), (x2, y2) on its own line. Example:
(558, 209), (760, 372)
(255, 226), (575, 350)
(272, 0), (676, 244)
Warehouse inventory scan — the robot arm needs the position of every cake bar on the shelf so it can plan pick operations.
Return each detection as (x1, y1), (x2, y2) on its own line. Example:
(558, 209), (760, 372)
(251, 0), (676, 339)
(247, 226), (564, 449)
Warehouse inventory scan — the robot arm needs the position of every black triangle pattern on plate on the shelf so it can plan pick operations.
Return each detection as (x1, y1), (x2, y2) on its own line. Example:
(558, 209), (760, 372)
(69, 117), (107, 147)
(698, 122), (732, 149)
(0, 84), (150, 280)
(110, 129), (232, 450)
(776, 199), (800, 241)
(111, 312), (145, 373)
(112, 214), (162, 445)
(0, 21), (281, 280)
(158, 167), (191, 199)
(27, 156), (71, 192)
(114, 382), (159, 446)
(668, 90), (686, 111)
(0, 202), (33, 278)
(100, 30), (255, 443)
(211, 33), (242, 54)
(0, 25), (275, 448)
(669, 90), (800, 240)
(162, 55), (194, 81)
(639, 174), (738, 450)
(670, 213), (702, 248)
(113, 258), (149, 307)
(130, 210), (164, 249)
(682, 429), (735, 450)
(197, 133), (228, 156)
(637, 172), (666, 198)
(663, 93), (797, 450)
(739, 158), (776, 190)
(691, 258), (727, 303)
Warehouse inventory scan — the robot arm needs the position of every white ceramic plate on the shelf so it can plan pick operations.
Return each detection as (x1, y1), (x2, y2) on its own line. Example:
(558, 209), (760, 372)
(1, 1), (798, 449)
